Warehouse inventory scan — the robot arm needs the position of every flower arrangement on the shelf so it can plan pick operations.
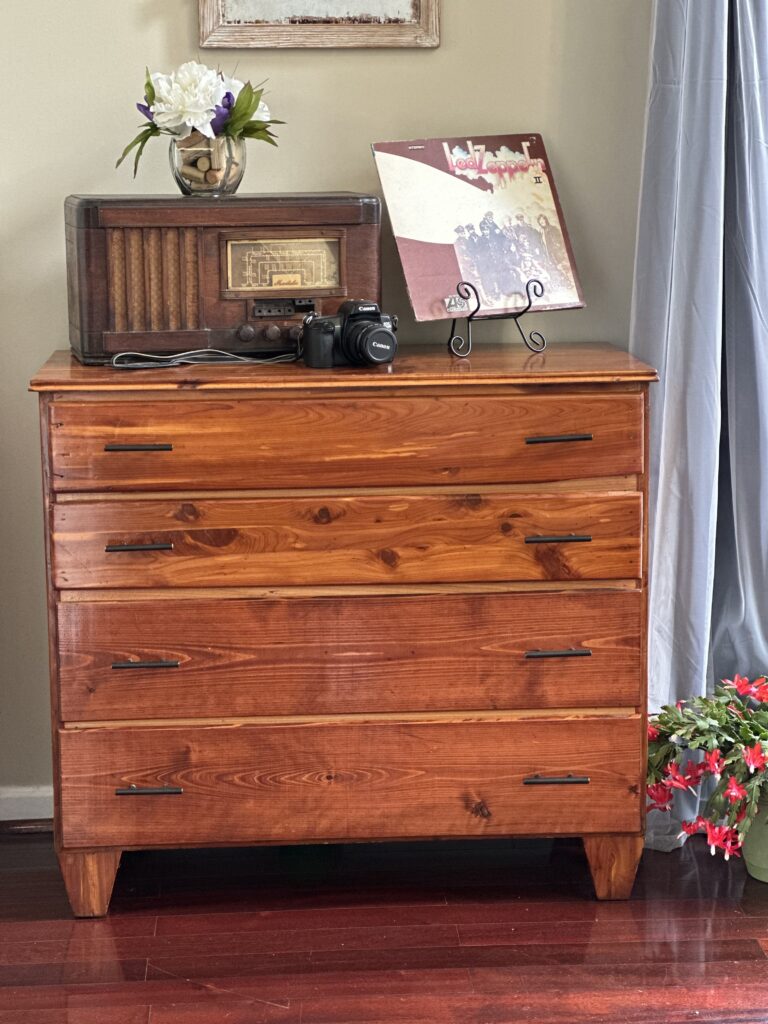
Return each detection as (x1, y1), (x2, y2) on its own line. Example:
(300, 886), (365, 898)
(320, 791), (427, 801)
(117, 61), (281, 191)
(648, 674), (768, 860)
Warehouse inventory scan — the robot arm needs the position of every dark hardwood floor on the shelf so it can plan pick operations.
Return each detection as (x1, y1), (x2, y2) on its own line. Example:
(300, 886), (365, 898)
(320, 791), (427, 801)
(0, 833), (766, 1023)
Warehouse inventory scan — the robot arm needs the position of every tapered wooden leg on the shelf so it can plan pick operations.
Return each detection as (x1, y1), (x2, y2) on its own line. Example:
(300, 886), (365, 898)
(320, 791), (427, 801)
(57, 848), (122, 917)
(583, 834), (643, 900)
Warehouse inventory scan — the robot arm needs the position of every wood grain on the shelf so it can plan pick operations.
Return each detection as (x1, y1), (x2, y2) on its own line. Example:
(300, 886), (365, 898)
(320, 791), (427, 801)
(61, 195), (381, 363)
(199, 0), (440, 48)
(3, 831), (768, 1015)
(51, 493), (643, 589)
(32, 343), (655, 912)
(56, 848), (121, 917)
(583, 834), (644, 900)
(31, 343), (659, 391)
(56, 590), (642, 721)
(58, 717), (643, 847)
(49, 393), (643, 492)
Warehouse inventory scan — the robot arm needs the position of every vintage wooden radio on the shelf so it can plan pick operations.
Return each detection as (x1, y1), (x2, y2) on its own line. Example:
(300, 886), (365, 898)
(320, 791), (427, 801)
(65, 193), (381, 364)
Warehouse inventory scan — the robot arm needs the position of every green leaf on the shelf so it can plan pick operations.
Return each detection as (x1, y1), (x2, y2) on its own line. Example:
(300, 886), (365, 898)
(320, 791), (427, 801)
(226, 82), (255, 136)
(132, 131), (154, 178)
(224, 83), (279, 139)
(115, 125), (159, 175)
(144, 67), (155, 105)
(238, 121), (279, 144)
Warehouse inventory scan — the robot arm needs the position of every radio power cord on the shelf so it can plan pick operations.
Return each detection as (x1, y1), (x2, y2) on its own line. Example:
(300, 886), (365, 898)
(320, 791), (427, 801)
(110, 347), (302, 370)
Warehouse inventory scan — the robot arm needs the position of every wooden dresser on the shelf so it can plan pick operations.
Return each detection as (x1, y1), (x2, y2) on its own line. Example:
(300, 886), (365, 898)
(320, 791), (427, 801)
(31, 343), (656, 916)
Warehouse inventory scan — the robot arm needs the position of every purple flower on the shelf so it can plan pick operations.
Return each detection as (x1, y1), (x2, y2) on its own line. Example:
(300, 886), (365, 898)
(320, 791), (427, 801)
(136, 96), (154, 122)
(210, 91), (235, 136)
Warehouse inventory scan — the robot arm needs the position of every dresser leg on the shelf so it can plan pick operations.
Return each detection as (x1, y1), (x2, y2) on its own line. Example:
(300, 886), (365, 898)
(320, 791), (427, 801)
(58, 848), (122, 917)
(583, 834), (643, 900)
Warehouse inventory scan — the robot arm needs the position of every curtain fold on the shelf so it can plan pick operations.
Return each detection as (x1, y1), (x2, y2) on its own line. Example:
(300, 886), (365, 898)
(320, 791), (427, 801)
(712, 0), (768, 683)
(630, 0), (729, 714)
(630, 0), (768, 849)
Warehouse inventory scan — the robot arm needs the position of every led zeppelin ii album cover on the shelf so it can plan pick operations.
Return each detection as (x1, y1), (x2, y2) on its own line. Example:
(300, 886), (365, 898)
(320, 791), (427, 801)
(372, 134), (584, 321)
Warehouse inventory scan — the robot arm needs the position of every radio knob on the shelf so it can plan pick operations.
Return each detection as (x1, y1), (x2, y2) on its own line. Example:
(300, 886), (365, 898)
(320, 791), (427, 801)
(264, 324), (282, 342)
(237, 324), (257, 343)
(288, 326), (303, 342)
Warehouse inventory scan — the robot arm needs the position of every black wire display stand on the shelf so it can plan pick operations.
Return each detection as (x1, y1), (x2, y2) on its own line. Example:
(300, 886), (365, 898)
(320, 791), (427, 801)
(447, 279), (548, 358)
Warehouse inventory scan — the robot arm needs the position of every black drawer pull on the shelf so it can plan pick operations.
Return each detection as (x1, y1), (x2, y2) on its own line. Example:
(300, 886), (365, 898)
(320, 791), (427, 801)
(115, 785), (183, 796)
(525, 648), (593, 660)
(105, 542), (174, 553)
(111, 660), (180, 670)
(523, 774), (591, 786)
(524, 534), (592, 544)
(525, 433), (593, 445)
(104, 443), (173, 452)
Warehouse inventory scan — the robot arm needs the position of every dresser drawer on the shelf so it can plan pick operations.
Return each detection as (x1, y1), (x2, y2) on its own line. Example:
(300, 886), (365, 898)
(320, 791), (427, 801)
(58, 717), (643, 847)
(57, 590), (642, 721)
(49, 394), (644, 492)
(52, 493), (642, 589)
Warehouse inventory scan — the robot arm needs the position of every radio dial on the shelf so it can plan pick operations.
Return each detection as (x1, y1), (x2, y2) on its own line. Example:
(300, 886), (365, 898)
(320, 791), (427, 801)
(264, 324), (282, 342)
(237, 324), (257, 343)
(288, 326), (303, 342)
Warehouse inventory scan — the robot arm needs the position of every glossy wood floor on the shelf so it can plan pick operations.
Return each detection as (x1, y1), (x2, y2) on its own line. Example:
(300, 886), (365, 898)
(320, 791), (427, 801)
(0, 833), (766, 1023)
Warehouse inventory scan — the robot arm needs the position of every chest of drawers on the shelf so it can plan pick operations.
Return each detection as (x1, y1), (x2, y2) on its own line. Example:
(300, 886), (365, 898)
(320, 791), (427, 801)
(31, 343), (656, 916)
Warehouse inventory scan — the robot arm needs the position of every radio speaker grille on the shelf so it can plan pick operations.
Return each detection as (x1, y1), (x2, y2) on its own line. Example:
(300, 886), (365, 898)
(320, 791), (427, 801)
(107, 228), (199, 333)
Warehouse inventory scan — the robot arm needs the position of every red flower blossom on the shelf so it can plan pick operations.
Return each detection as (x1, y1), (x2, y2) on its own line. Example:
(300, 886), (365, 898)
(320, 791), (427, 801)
(753, 679), (768, 702)
(648, 724), (660, 742)
(678, 817), (706, 839)
(743, 742), (766, 774)
(647, 781), (673, 812)
(722, 828), (743, 861)
(724, 776), (748, 804)
(684, 761), (707, 786)
(705, 821), (732, 855)
(724, 673), (758, 697)
(736, 802), (748, 823)
(664, 762), (692, 791)
(704, 749), (725, 779)
(676, 700), (686, 709)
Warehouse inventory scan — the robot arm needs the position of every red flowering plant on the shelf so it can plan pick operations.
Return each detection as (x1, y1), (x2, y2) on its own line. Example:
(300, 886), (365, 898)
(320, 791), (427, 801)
(647, 675), (768, 860)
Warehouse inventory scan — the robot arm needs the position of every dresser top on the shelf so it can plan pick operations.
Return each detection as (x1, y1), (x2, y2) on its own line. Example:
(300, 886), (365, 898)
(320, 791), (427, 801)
(30, 343), (657, 393)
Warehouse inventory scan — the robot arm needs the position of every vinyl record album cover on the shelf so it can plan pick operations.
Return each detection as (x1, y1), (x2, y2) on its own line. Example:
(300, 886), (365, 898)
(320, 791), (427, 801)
(372, 133), (583, 321)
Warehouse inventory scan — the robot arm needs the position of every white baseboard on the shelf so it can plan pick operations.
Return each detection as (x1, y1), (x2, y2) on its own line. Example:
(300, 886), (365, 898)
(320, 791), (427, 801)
(0, 786), (54, 821)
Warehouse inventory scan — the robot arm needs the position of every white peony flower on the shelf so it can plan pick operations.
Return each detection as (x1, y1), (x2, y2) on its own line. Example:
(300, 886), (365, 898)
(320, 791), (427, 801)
(151, 61), (227, 139)
(219, 73), (245, 100)
(218, 71), (269, 121)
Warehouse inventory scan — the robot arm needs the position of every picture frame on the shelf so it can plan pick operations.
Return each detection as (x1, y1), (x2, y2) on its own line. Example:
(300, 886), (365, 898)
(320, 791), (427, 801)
(199, 0), (440, 48)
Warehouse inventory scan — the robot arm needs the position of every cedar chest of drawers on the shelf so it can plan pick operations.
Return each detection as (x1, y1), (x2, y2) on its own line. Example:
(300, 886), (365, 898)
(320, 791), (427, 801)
(31, 343), (657, 916)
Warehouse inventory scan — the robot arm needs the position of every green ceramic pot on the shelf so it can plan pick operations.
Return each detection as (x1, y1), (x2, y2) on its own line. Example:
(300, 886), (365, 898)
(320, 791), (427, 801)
(743, 800), (768, 881)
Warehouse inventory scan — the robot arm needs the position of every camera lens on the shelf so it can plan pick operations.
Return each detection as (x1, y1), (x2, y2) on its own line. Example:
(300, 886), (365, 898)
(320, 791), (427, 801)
(341, 322), (397, 365)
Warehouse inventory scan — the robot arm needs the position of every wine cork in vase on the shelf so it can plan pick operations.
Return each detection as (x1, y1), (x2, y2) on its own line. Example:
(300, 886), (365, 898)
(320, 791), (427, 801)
(180, 164), (207, 184)
(210, 138), (225, 171)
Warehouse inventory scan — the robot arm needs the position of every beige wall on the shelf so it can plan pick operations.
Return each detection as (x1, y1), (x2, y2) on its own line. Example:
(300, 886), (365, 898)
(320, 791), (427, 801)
(0, 0), (652, 801)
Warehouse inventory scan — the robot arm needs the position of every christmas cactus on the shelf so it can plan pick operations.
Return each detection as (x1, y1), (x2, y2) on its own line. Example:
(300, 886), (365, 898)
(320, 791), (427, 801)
(648, 674), (768, 859)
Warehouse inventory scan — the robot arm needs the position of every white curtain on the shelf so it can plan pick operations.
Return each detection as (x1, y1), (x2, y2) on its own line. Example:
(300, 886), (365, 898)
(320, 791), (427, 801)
(712, 1), (768, 684)
(630, 0), (728, 711)
(630, 0), (768, 847)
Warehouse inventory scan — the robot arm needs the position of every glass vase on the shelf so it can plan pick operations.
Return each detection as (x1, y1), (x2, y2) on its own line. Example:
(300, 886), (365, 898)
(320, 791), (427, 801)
(169, 134), (246, 196)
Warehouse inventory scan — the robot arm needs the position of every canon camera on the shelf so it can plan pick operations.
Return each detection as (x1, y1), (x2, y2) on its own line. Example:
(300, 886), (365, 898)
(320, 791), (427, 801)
(301, 300), (398, 369)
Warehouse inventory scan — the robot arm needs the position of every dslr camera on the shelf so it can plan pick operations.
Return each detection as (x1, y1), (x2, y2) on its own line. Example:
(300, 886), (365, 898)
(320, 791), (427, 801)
(301, 300), (398, 369)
